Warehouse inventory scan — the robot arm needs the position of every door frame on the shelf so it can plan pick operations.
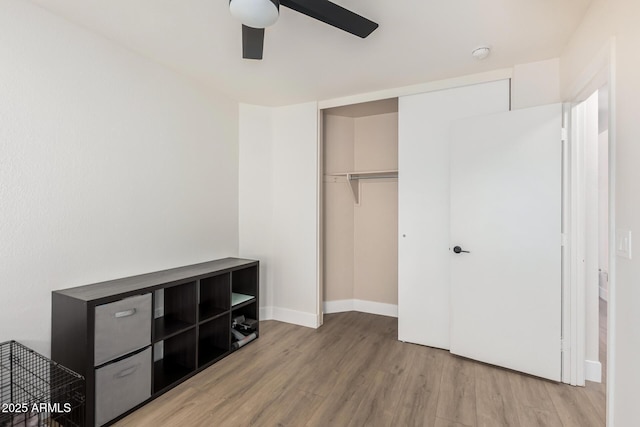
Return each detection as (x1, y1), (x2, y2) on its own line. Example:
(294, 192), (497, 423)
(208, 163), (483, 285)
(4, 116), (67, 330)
(562, 37), (616, 425)
(563, 99), (589, 386)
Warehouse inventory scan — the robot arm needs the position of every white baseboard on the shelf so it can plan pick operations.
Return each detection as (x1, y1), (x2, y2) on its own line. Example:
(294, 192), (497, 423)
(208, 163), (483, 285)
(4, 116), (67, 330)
(323, 299), (354, 314)
(263, 306), (319, 329)
(323, 299), (398, 318)
(585, 360), (602, 383)
(599, 287), (608, 302)
(354, 300), (398, 317)
(259, 306), (274, 321)
(259, 300), (397, 330)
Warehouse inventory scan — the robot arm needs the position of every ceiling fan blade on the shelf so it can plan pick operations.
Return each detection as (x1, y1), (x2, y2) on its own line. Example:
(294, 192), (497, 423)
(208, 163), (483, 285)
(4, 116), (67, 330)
(242, 25), (265, 60)
(280, 0), (378, 38)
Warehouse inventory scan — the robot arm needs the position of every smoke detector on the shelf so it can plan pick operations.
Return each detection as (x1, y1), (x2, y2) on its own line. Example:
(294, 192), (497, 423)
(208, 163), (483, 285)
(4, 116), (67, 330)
(472, 46), (491, 60)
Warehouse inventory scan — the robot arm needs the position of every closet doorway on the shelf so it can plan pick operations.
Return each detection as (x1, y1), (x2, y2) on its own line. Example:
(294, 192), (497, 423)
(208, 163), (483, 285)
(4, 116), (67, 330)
(321, 99), (399, 318)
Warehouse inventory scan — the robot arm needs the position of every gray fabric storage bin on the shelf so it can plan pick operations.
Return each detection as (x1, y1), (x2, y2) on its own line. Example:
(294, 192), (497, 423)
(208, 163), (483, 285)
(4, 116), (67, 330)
(95, 347), (151, 426)
(94, 293), (152, 366)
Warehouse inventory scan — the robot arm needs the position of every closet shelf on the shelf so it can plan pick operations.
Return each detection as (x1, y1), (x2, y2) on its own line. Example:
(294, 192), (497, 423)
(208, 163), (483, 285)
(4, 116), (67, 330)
(326, 170), (398, 204)
(326, 169), (398, 180)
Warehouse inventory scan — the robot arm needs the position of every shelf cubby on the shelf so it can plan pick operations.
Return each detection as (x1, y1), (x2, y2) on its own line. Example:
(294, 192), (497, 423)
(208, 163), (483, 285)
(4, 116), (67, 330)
(231, 301), (259, 351)
(231, 292), (255, 308)
(153, 281), (197, 342)
(153, 328), (196, 393)
(199, 273), (230, 322)
(231, 265), (258, 298)
(198, 314), (231, 368)
(231, 301), (258, 322)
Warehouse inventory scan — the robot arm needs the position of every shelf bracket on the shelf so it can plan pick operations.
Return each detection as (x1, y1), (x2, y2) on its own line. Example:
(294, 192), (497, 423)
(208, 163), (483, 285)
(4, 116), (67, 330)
(346, 173), (361, 205)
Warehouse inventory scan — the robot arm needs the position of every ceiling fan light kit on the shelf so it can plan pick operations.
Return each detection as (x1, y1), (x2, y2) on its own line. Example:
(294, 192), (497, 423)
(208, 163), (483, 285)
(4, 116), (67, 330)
(230, 0), (280, 28)
(229, 0), (379, 60)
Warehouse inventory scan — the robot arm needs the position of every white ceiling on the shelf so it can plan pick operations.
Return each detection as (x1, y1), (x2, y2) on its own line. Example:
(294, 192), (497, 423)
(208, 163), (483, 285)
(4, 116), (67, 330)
(29, 0), (592, 106)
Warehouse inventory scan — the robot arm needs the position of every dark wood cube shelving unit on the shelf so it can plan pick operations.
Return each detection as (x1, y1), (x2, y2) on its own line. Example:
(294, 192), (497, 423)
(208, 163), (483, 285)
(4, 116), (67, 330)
(51, 257), (259, 427)
(200, 274), (231, 322)
(153, 328), (197, 393)
(154, 281), (197, 341)
(198, 314), (231, 368)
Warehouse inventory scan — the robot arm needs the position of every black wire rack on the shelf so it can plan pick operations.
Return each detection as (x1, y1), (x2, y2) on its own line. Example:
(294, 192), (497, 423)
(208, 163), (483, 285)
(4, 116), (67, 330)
(0, 341), (84, 427)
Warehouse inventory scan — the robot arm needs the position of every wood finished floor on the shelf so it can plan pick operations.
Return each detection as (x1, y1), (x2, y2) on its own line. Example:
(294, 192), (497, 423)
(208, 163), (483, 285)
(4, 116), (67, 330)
(115, 311), (606, 427)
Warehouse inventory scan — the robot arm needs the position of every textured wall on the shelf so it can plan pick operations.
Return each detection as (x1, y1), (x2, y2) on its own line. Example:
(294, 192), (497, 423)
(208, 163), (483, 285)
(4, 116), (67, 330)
(0, 0), (239, 355)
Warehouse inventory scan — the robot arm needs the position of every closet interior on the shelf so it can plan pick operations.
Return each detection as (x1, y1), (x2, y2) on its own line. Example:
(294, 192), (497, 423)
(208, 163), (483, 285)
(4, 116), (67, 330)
(322, 98), (399, 314)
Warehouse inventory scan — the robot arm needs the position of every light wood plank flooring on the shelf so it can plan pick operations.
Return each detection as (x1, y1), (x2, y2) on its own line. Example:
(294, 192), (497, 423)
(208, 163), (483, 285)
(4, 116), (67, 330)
(115, 312), (605, 427)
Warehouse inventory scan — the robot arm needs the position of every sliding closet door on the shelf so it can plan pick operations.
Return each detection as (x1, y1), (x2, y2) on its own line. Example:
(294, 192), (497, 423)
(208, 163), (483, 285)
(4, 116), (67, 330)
(397, 80), (510, 348)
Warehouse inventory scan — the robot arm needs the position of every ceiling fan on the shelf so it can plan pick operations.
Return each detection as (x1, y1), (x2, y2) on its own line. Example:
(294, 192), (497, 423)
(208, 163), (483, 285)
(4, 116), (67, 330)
(229, 0), (378, 60)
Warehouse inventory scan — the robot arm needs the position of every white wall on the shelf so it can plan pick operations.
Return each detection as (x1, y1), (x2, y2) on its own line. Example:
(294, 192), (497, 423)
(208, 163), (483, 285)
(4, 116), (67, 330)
(238, 102), (319, 328)
(512, 59), (561, 109)
(560, 0), (640, 423)
(238, 105), (274, 312)
(0, 0), (239, 356)
(271, 103), (319, 325)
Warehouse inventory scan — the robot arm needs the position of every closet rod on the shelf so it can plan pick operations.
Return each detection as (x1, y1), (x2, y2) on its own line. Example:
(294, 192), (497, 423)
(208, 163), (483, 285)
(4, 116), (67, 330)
(349, 174), (398, 180)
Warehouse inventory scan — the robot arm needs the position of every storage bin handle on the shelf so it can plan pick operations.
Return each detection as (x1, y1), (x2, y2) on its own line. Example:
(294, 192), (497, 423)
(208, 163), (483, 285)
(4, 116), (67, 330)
(115, 364), (139, 379)
(114, 308), (136, 318)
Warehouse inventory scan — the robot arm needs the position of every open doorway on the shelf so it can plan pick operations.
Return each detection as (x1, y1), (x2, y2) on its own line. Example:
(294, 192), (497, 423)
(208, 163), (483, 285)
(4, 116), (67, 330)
(581, 84), (610, 415)
(581, 85), (609, 387)
(320, 99), (399, 318)
(565, 83), (610, 416)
